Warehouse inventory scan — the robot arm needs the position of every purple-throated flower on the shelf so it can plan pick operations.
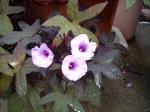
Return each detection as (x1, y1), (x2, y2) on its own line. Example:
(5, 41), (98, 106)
(71, 34), (97, 60)
(61, 55), (87, 81)
(31, 43), (54, 68)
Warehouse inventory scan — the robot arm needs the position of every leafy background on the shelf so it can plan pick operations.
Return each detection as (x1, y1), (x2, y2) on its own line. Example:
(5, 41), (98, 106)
(0, 0), (127, 112)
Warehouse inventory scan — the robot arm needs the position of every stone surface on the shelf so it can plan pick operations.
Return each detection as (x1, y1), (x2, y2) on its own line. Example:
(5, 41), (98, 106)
(99, 23), (150, 112)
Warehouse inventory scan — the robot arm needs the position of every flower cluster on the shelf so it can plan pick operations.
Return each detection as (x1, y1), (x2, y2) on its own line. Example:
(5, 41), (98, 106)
(31, 34), (97, 81)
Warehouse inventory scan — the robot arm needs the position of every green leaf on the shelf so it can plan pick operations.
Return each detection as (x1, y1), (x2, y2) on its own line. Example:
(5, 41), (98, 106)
(66, 0), (78, 21)
(88, 61), (122, 88)
(0, 31), (33, 45)
(14, 57), (41, 97)
(18, 21), (30, 30)
(0, 20), (41, 45)
(87, 47), (123, 88)
(21, 34), (41, 47)
(144, 0), (150, 6)
(22, 58), (40, 74)
(0, 75), (12, 93)
(83, 79), (101, 106)
(8, 93), (31, 112)
(67, 0), (107, 23)
(0, 0), (25, 36)
(2, 43), (26, 67)
(28, 88), (43, 112)
(6, 6), (25, 14)
(13, 42), (26, 65)
(15, 70), (27, 97)
(125, 0), (137, 10)
(0, 97), (8, 112)
(0, 14), (13, 36)
(39, 82), (84, 112)
(43, 15), (99, 47)
(38, 92), (56, 105)
(0, 0), (25, 14)
(0, 47), (9, 55)
(0, 57), (13, 76)
(67, 97), (85, 112)
(39, 92), (85, 112)
(8, 93), (24, 112)
(88, 62), (102, 88)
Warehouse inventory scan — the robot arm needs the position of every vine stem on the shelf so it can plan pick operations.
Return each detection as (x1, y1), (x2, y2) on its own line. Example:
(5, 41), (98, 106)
(63, 81), (68, 94)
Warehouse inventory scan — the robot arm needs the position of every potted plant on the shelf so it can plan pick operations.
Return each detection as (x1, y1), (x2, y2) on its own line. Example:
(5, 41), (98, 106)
(113, 0), (150, 40)
(0, 0), (128, 111)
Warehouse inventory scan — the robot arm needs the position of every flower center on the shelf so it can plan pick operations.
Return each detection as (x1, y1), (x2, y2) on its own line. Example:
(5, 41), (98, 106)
(43, 50), (49, 57)
(68, 62), (76, 70)
(79, 44), (87, 52)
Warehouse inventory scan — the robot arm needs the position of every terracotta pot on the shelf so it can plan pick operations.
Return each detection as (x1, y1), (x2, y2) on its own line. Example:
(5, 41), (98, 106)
(113, 0), (143, 40)
(15, 0), (118, 34)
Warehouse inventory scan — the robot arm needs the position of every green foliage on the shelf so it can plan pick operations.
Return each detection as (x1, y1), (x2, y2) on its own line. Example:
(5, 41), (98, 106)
(83, 79), (101, 106)
(0, 97), (8, 112)
(15, 70), (27, 97)
(0, 57), (13, 76)
(143, 0), (150, 6)
(39, 91), (84, 112)
(8, 93), (32, 112)
(8, 88), (43, 112)
(28, 88), (43, 112)
(67, 0), (107, 24)
(0, 14), (13, 37)
(43, 0), (107, 47)
(43, 15), (98, 47)
(125, 0), (137, 10)
(0, 47), (13, 76)
(0, 20), (41, 46)
(74, 78), (101, 106)
(14, 58), (40, 96)
(126, 0), (150, 10)
(0, 75), (12, 93)
(0, 0), (25, 36)
(3, 42), (40, 96)
(88, 49), (122, 88)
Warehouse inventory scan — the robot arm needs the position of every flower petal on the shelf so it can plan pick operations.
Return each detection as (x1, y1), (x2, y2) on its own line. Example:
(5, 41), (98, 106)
(61, 55), (87, 81)
(31, 43), (54, 68)
(89, 42), (97, 52)
(71, 34), (97, 60)
(71, 34), (89, 49)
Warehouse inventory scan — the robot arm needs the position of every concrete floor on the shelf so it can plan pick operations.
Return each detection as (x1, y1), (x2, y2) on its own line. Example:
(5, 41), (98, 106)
(98, 23), (150, 112)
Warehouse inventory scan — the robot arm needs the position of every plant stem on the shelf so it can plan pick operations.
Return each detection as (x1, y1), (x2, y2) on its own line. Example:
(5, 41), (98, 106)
(63, 81), (68, 94)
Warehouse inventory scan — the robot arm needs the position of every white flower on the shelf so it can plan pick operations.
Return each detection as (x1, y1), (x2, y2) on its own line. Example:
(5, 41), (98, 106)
(71, 34), (97, 60)
(31, 43), (54, 68)
(61, 55), (87, 81)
